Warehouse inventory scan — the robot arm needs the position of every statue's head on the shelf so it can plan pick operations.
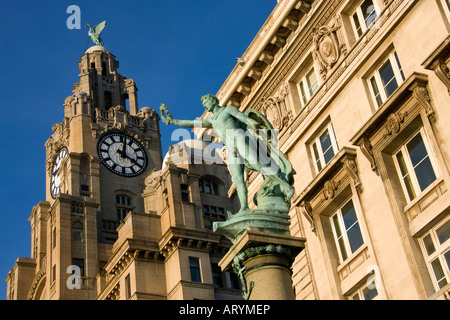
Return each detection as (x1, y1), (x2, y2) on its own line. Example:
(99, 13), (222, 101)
(201, 94), (219, 112)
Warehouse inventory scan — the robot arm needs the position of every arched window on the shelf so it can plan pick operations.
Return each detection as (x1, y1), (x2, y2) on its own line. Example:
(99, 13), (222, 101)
(116, 194), (132, 222)
(198, 176), (222, 196)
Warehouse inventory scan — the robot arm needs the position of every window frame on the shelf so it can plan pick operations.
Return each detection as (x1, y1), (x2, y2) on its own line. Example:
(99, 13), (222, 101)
(310, 123), (339, 174)
(189, 257), (202, 283)
(297, 65), (320, 107)
(115, 194), (133, 222)
(368, 51), (406, 109)
(350, 0), (379, 39)
(349, 278), (380, 300)
(392, 127), (439, 203)
(419, 218), (450, 291)
(330, 197), (365, 264)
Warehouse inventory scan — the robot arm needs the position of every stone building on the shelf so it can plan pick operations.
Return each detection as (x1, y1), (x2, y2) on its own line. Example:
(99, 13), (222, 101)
(204, 0), (450, 300)
(5, 46), (241, 300)
(5, 0), (450, 300)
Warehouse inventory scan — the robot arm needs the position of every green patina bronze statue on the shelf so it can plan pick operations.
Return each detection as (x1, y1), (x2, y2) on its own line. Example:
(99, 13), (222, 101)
(86, 21), (106, 46)
(160, 94), (296, 242)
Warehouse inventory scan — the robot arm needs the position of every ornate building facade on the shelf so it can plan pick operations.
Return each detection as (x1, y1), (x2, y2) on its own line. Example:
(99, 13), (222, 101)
(201, 0), (450, 300)
(5, 0), (450, 300)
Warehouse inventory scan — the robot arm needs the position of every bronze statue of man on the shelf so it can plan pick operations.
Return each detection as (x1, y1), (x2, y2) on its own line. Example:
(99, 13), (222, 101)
(160, 94), (295, 214)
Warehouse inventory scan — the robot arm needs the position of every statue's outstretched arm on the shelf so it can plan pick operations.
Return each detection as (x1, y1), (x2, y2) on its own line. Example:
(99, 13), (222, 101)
(160, 104), (212, 128)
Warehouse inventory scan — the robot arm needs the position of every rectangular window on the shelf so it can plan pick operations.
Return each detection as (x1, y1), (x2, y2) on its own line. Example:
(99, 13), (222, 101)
(351, 0), (378, 39)
(211, 263), (224, 288)
(181, 184), (190, 202)
(189, 257), (201, 283)
(298, 65), (319, 107)
(369, 51), (405, 108)
(203, 205), (226, 221)
(310, 124), (339, 173)
(350, 278), (379, 300)
(420, 218), (450, 291)
(330, 199), (365, 263)
(393, 129), (438, 202)
(125, 274), (131, 299)
(72, 258), (85, 277)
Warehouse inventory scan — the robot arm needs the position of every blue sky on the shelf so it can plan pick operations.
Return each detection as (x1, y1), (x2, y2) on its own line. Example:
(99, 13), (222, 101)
(0, 0), (275, 298)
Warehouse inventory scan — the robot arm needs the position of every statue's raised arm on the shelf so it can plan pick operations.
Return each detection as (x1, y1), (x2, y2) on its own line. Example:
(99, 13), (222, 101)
(160, 103), (212, 128)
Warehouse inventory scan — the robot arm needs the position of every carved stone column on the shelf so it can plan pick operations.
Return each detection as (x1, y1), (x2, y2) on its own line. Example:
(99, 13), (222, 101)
(219, 228), (305, 300)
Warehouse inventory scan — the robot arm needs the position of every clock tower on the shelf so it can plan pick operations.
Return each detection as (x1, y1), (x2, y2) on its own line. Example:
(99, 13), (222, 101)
(30, 45), (161, 299)
(6, 44), (240, 301)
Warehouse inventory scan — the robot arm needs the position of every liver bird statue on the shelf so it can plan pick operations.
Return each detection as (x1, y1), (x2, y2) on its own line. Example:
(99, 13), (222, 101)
(86, 21), (106, 46)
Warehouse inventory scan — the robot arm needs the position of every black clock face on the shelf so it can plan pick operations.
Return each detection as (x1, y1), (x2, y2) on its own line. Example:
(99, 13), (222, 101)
(97, 132), (148, 177)
(50, 147), (68, 199)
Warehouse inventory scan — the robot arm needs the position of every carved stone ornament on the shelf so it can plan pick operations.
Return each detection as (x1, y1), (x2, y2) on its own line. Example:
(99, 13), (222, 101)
(313, 21), (341, 80)
(260, 83), (291, 130)
(322, 180), (340, 200)
(262, 97), (282, 130)
(360, 138), (379, 175)
(299, 201), (316, 234)
(383, 111), (407, 138)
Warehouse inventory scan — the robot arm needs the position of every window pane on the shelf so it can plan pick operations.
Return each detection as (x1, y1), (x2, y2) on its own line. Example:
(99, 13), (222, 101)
(396, 151), (416, 200)
(347, 223), (364, 253)
(423, 234), (436, 256)
(312, 142), (322, 171)
(414, 158), (437, 191)
(352, 13), (363, 37)
(205, 181), (211, 194)
(306, 68), (319, 96)
(332, 214), (348, 261)
(431, 258), (448, 289)
(394, 52), (405, 81)
(436, 220), (450, 245)
(363, 285), (378, 300)
(379, 60), (398, 98)
(361, 0), (377, 28)
(370, 76), (383, 107)
(299, 81), (308, 105)
(407, 132), (437, 191)
(352, 292), (361, 300)
(444, 250), (450, 270)
(199, 181), (204, 193)
(407, 133), (428, 167)
(341, 200), (357, 230)
(189, 258), (201, 283)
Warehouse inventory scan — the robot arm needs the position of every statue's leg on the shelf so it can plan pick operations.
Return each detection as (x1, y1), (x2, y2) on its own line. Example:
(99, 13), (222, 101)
(228, 158), (249, 212)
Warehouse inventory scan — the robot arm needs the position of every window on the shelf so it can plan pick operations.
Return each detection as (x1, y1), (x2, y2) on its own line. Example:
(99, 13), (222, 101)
(351, 0), (378, 38)
(72, 222), (84, 242)
(203, 205), (226, 221)
(419, 218), (450, 291)
(393, 129), (438, 202)
(211, 263), (224, 288)
(369, 51), (405, 108)
(52, 227), (56, 249)
(350, 278), (379, 300)
(330, 198), (365, 263)
(180, 184), (190, 202)
(310, 124), (339, 173)
(116, 194), (132, 222)
(72, 258), (85, 277)
(189, 257), (201, 283)
(125, 274), (131, 299)
(199, 178), (219, 195)
(298, 65), (319, 107)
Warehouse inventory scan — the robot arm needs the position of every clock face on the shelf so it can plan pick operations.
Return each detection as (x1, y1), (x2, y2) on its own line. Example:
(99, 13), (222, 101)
(97, 132), (148, 177)
(50, 147), (68, 199)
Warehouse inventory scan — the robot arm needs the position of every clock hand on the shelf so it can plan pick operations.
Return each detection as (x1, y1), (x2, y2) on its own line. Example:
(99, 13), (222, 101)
(120, 138), (127, 158)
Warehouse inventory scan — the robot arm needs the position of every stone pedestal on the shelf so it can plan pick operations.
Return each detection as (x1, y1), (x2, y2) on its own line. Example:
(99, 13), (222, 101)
(219, 227), (305, 300)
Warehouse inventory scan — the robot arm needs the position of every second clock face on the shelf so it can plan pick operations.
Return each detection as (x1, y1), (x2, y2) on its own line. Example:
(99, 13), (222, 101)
(50, 147), (68, 199)
(97, 132), (148, 177)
